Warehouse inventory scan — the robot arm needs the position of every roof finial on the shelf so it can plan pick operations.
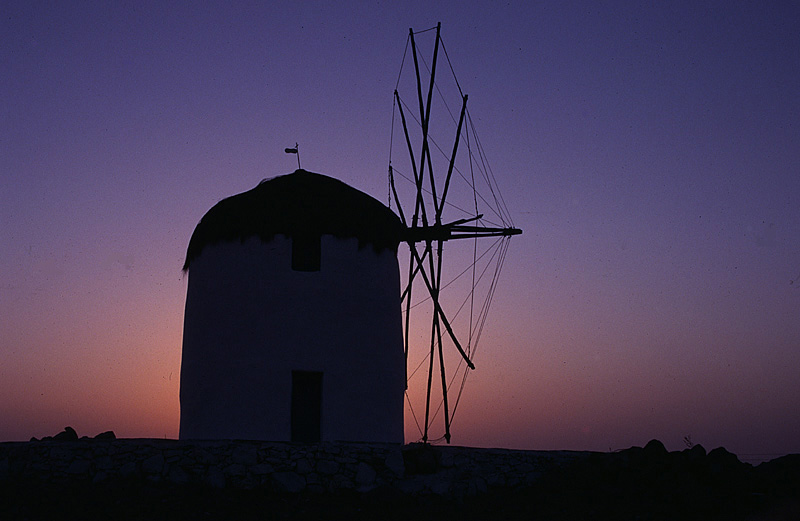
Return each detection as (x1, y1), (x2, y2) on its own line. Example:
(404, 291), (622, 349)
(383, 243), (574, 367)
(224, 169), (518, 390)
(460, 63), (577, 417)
(284, 143), (301, 170)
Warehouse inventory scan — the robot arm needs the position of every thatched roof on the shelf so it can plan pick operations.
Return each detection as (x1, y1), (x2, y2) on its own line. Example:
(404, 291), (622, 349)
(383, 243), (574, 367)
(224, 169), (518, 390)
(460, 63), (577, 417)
(183, 170), (403, 271)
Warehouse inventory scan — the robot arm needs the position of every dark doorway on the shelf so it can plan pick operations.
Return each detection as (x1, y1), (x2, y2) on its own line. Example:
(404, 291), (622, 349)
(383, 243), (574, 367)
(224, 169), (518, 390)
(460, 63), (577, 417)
(291, 370), (323, 442)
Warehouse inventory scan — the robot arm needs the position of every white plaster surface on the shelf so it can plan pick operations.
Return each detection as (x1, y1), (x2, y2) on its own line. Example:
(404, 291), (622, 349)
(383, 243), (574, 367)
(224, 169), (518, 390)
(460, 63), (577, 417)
(180, 235), (405, 443)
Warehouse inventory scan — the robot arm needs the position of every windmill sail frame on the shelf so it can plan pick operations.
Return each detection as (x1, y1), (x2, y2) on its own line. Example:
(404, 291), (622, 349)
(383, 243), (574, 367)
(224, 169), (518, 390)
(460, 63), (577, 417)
(389, 23), (521, 444)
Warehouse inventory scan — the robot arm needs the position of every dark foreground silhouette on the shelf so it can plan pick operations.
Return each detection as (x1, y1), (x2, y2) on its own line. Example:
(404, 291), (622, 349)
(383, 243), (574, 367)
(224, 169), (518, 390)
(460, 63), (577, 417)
(2, 439), (798, 520)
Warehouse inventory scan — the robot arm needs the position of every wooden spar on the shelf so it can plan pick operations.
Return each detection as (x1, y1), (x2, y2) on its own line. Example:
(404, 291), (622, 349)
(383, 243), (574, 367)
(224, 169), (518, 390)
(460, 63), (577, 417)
(394, 90), (428, 228)
(439, 94), (468, 221)
(447, 214), (483, 226)
(422, 252), (435, 442)
(423, 23), (442, 142)
(402, 245), (416, 390)
(422, 233), (451, 443)
(434, 235), (452, 443)
(388, 165), (407, 226)
(421, 226), (440, 442)
(446, 226), (523, 239)
(424, 23), (442, 220)
(409, 24), (442, 222)
(408, 29), (430, 224)
(409, 29), (425, 139)
(403, 223), (522, 243)
(399, 250), (426, 302)
(409, 246), (475, 370)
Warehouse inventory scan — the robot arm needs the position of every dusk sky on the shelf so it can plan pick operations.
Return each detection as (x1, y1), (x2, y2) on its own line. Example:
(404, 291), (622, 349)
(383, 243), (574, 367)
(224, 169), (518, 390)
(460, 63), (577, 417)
(2, 2), (799, 464)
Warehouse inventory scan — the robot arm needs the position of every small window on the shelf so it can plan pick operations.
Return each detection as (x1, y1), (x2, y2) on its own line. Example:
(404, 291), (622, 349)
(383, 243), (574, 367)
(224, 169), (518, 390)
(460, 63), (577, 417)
(292, 233), (321, 271)
(291, 370), (323, 442)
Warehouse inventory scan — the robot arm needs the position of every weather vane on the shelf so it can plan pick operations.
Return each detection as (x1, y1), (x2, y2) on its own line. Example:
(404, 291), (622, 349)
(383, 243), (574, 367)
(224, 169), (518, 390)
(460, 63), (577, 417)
(285, 142), (301, 169)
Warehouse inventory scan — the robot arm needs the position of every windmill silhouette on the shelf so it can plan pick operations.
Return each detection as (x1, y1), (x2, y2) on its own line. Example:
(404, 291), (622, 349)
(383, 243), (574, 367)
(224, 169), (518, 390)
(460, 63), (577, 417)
(389, 23), (521, 443)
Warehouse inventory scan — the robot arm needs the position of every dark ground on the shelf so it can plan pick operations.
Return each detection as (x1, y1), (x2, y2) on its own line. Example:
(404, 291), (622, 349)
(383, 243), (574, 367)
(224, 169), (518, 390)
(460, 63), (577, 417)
(2, 443), (798, 521)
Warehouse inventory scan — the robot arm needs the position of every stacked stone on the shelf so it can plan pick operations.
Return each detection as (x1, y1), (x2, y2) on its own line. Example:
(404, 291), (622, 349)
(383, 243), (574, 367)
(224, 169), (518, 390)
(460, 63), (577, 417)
(0, 439), (586, 497)
(398, 445), (587, 496)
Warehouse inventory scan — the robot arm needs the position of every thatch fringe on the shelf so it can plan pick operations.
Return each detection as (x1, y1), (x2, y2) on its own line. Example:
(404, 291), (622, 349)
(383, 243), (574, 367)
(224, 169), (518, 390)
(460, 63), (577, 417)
(183, 170), (403, 271)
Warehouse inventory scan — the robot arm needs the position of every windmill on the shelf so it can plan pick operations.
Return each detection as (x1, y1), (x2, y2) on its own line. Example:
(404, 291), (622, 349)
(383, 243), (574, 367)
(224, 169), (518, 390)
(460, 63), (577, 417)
(389, 24), (522, 444)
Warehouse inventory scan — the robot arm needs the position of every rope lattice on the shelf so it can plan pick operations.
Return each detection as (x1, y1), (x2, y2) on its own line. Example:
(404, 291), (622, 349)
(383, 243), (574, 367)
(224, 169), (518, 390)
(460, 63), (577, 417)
(387, 24), (520, 444)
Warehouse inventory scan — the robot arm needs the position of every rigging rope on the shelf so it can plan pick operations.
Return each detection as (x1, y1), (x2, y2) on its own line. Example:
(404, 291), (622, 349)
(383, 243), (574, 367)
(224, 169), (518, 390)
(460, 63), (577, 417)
(467, 117), (478, 358)
(388, 98), (396, 209)
(394, 37), (410, 92)
(395, 92), (509, 225)
(405, 391), (424, 438)
(400, 234), (505, 313)
(439, 37), (464, 97)
(408, 235), (509, 432)
(428, 238), (509, 428)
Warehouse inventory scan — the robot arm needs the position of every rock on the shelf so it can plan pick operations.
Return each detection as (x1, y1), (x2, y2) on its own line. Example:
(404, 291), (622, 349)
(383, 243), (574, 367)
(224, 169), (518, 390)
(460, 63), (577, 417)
(94, 431), (116, 440)
(168, 465), (191, 484)
(223, 463), (246, 477)
(525, 470), (543, 483)
(683, 443), (707, 461)
(331, 473), (354, 490)
(295, 458), (313, 474)
(192, 449), (217, 465)
(396, 476), (425, 494)
(316, 459), (340, 475)
(707, 447), (742, 474)
(440, 450), (454, 467)
(66, 459), (91, 475)
(231, 445), (258, 465)
(272, 471), (306, 493)
(643, 439), (668, 455)
(95, 456), (114, 470)
(640, 439), (669, 468)
(250, 463), (275, 475)
(756, 453), (800, 476)
(50, 447), (74, 461)
(306, 483), (327, 494)
(385, 451), (405, 476)
(487, 472), (506, 487)
(205, 468), (226, 489)
(429, 477), (450, 495)
(142, 454), (164, 475)
(119, 461), (138, 477)
(755, 453), (800, 493)
(54, 427), (79, 441)
(355, 462), (377, 485)
(403, 444), (439, 474)
(468, 475), (488, 495)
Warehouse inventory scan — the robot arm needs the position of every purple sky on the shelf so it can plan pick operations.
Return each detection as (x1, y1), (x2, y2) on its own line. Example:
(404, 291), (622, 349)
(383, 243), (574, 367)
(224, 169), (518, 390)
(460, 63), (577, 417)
(2, 2), (799, 463)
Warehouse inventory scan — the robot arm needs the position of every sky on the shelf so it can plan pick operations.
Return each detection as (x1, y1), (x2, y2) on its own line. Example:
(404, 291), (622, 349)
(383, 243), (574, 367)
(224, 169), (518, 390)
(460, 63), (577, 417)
(2, 1), (799, 464)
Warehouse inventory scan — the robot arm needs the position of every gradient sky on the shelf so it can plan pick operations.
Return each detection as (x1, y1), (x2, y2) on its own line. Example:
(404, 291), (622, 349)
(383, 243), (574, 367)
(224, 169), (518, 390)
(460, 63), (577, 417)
(2, 2), (799, 463)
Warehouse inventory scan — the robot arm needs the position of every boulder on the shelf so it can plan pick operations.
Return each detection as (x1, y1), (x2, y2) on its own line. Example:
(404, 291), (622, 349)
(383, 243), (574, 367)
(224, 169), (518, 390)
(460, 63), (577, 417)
(272, 471), (306, 493)
(643, 439), (668, 456)
(403, 443), (440, 474)
(355, 462), (377, 486)
(707, 447), (742, 474)
(53, 427), (79, 441)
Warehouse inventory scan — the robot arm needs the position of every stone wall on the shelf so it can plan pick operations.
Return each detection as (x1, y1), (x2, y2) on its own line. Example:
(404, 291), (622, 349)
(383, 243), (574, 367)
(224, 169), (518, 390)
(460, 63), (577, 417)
(0, 439), (589, 496)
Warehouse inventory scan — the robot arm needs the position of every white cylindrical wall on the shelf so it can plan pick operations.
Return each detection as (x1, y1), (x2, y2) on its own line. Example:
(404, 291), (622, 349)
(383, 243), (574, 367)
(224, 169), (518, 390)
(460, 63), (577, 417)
(180, 234), (405, 443)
